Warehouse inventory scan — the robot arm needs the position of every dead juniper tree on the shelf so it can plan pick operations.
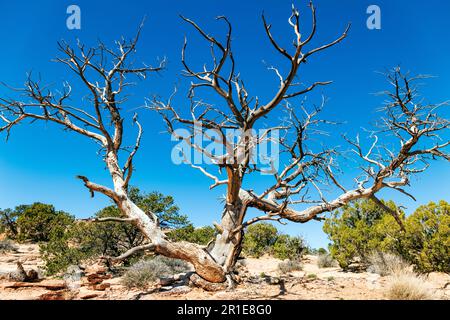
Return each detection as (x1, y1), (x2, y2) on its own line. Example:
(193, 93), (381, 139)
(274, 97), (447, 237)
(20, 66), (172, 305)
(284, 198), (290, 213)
(151, 2), (449, 283)
(0, 4), (448, 288)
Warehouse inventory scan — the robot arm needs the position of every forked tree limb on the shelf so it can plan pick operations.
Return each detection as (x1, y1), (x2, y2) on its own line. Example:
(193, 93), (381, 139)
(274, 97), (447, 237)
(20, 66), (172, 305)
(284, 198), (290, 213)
(0, 24), (227, 284)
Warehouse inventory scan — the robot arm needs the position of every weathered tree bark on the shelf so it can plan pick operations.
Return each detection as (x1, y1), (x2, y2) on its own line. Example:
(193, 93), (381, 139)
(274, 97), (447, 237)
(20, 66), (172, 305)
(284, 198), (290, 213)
(150, 3), (449, 285)
(149, 4), (351, 282)
(104, 151), (227, 283)
(207, 198), (248, 273)
(1, 3), (449, 287)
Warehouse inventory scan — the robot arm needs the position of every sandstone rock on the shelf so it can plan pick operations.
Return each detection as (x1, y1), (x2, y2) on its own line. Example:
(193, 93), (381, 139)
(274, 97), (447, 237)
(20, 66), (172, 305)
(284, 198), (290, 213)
(84, 264), (107, 275)
(38, 291), (66, 300)
(86, 272), (111, 283)
(7, 262), (39, 282)
(159, 285), (173, 291)
(8, 262), (28, 282)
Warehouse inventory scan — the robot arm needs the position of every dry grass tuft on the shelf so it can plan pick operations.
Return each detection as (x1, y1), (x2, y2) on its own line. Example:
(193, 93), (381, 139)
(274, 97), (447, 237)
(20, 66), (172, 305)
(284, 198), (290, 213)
(367, 252), (411, 276)
(278, 259), (303, 274)
(317, 254), (338, 268)
(0, 240), (18, 253)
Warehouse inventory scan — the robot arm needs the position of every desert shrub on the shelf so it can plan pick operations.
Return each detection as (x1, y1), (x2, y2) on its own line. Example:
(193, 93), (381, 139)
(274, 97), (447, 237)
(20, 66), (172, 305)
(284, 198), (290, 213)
(278, 259), (303, 274)
(402, 201), (450, 273)
(242, 223), (305, 260)
(317, 253), (337, 268)
(0, 209), (19, 238)
(242, 223), (278, 258)
(367, 252), (410, 276)
(307, 273), (317, 280)
(1, 204), (71, 242)
(121, 256), (190, 289)
(324, 199), (450, 273)
(0, 240), (18, 253)
(386, 271), (434, 300)
(127, 188), (189, 229)
(272, 234), (306, 260)
(323, 199), (404, 270)
(168, 224), (216, 245)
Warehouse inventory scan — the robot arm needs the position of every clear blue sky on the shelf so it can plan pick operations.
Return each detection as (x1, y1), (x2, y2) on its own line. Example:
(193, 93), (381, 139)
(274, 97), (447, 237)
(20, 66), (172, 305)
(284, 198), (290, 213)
(0, 0), (449, 248)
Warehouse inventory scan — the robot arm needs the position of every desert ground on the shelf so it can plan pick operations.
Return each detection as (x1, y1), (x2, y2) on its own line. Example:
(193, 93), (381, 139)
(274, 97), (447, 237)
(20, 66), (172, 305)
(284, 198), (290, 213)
(0, 242), (449, 300)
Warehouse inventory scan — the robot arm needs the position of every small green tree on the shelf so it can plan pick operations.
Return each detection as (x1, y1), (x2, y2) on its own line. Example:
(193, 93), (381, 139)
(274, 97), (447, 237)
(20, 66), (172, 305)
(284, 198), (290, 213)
(323, 199), (403, 269)
(82, 188), (189, 258)
(40, 189), (190, 275)
(127, 187), (189, 229)
(402, 201), (450, 273)
(0, 208), (19, 238)
(89, 206), (146, 257)
(14, 203), (74, 243)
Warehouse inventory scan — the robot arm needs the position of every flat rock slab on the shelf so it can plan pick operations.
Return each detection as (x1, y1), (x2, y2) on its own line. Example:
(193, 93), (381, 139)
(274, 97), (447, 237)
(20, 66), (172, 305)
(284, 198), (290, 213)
(5, 280), (66, 291)
(80, 293), (99, 300)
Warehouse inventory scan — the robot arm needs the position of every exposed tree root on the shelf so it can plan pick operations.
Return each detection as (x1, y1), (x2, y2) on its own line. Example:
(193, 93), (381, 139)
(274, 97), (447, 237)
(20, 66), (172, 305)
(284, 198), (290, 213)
(7, 262), (39, 283)
(5, 281), (66, 291)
